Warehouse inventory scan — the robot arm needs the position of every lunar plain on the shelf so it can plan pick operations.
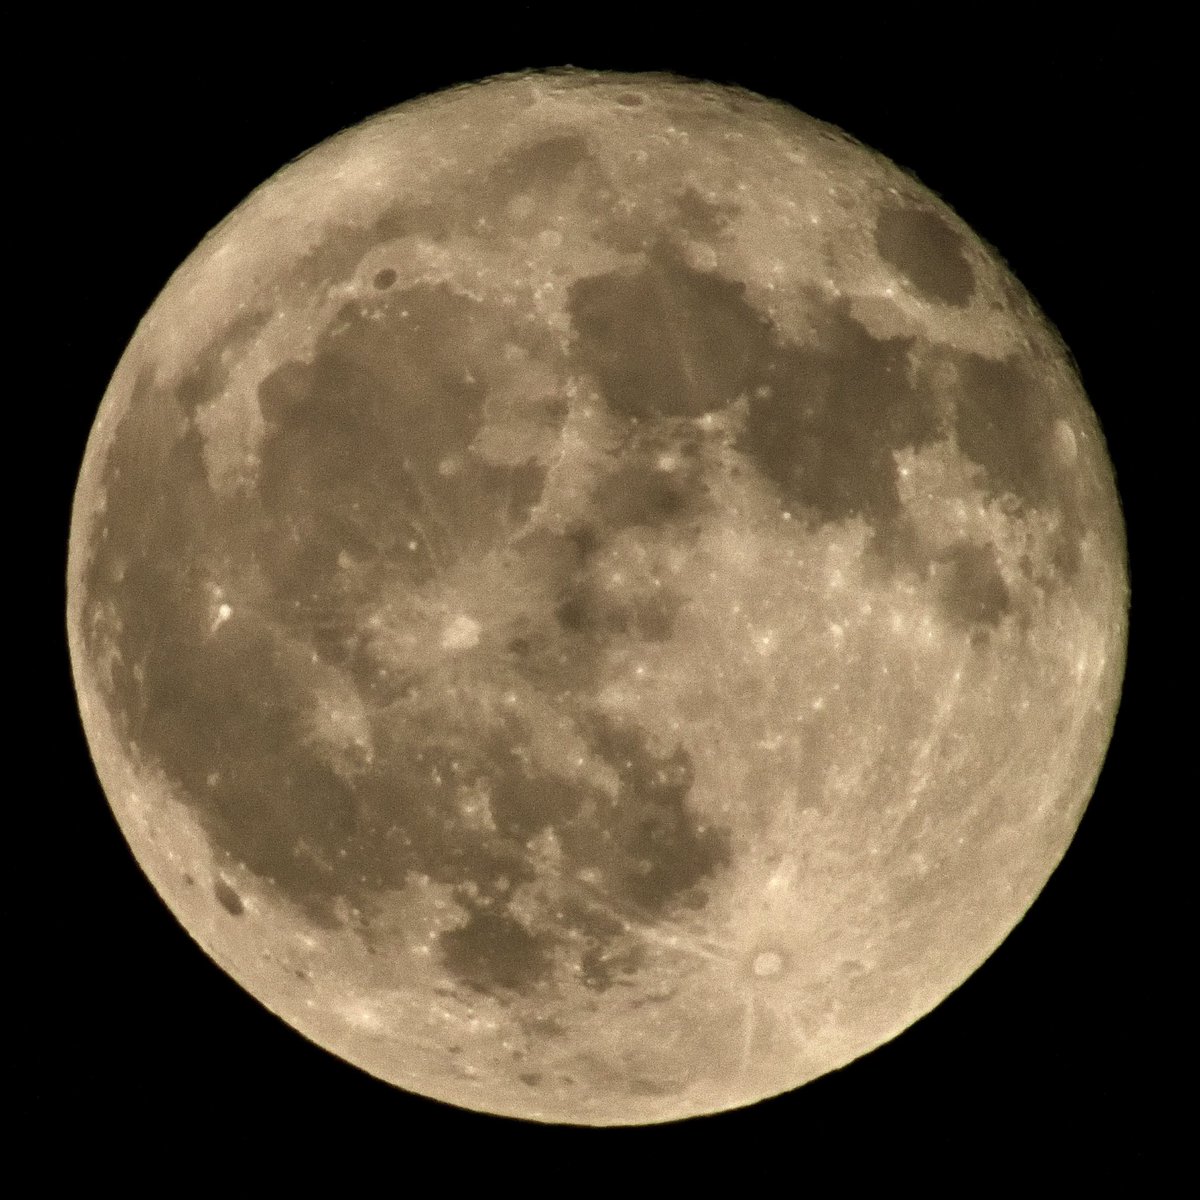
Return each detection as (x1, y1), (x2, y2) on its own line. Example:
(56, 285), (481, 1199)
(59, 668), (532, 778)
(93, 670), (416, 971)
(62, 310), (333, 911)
(67, 69), (1128, 1125)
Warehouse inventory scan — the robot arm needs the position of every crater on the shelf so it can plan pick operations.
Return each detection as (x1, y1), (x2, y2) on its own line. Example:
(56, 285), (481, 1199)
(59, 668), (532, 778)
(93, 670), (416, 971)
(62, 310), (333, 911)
(751, 950), (784, 977)
(747, 946), (790, 979)
(213, 878), (245, 916)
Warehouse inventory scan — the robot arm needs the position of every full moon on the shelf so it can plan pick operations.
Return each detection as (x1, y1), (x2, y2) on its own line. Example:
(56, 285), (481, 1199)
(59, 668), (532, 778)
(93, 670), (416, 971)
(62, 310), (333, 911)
(67, 69), (1127, 1125)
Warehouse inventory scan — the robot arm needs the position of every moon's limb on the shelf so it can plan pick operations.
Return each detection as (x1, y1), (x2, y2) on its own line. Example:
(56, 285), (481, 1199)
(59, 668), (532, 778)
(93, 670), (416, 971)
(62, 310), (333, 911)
(68, 69), (1127, 1125)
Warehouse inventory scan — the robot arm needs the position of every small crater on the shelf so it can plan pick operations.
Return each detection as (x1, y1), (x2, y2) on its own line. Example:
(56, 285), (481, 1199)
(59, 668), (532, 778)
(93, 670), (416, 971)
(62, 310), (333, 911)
(629, 1077), (674, 1097)
(213, 878), (245, 916)
(521, 1014), (567, 1039)
(817, 128), (850, 144)
(752, 950), (784, 978)
(373, 267), (397, 290)
(747, 946), (790, 979)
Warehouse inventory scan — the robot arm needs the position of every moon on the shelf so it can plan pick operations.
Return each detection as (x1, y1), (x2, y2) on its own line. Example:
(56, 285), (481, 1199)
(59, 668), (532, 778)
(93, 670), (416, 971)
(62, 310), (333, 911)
(67, 68), (1127, 1126)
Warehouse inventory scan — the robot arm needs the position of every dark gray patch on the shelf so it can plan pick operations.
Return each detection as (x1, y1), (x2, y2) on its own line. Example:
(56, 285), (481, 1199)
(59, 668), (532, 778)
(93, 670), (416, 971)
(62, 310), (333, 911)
(506, 457), (548, 526)
(631, 594), (677, 642)
(629, 1077), (675, 1097)
(518, 1072), (544, 1087)
(615, 92), (645, 107)
(489, 134), (594, 195)
(674, 188), (740, 240)
(372, 199), (457, 244)
(483, 730), (594, 842)
(567, 244), (777, 419)
(729, 297), (1077, 626)
(590, 457), (706, 531)
(934, 542), (1011, 629)
(477, 134), (604, 239)
(739, 297), (942, 529)
(175, 312), (273, 414)
(372, 267), (397, 290)
(502, 526), (610, 694)
(82, 388), (365, 926)
(952, 352), (1083, 582)
(439, 910), (553, 997)
(954, 354), (1053, 505)
(521, 1014), (567, 1040)
(256, 281), (554, 616)
(349, 732), (543, 904)
(565, 716), (730, 913)
(874, 206), (976, 307)
(287, 205), (445, 293)
(213, 878), (244, 916)
(407, 708), (728, 994)
(80, 282), (573, 925)
(132, 607), (363, 924)
(554, 581), (681, 647)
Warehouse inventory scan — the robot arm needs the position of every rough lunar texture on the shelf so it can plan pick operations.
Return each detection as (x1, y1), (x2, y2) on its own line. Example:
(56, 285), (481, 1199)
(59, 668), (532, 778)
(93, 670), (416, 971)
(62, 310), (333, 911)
(68, 70), (1127, 1124)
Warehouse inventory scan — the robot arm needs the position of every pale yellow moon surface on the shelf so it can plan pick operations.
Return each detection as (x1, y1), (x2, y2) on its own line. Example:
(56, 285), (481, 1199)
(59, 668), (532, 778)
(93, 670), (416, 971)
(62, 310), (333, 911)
(67, 69), (1128, 1125)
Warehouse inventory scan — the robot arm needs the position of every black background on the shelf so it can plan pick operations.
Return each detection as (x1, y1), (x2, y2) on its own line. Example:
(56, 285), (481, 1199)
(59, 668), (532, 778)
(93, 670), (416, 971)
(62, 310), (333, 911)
(37, 10), (1160, 1177)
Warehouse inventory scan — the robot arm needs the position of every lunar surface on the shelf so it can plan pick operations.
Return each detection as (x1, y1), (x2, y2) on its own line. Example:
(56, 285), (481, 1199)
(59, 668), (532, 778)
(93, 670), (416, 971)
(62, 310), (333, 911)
(67, 69), (1127, 1125)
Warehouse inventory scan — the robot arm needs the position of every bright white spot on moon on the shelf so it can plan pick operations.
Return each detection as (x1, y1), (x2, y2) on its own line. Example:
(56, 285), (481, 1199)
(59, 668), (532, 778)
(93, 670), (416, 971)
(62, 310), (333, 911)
(1055, 418), (1079, 465)
(440, 614), (481, 651)
(340, 1000), (384, 1032)
(755, 630), (777, 655)
(753, 951), (784, 977)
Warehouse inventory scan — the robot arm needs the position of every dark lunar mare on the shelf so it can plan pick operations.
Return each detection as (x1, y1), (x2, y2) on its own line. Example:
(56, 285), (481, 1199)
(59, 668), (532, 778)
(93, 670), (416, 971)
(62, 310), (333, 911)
(81, 269), (733, 999)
